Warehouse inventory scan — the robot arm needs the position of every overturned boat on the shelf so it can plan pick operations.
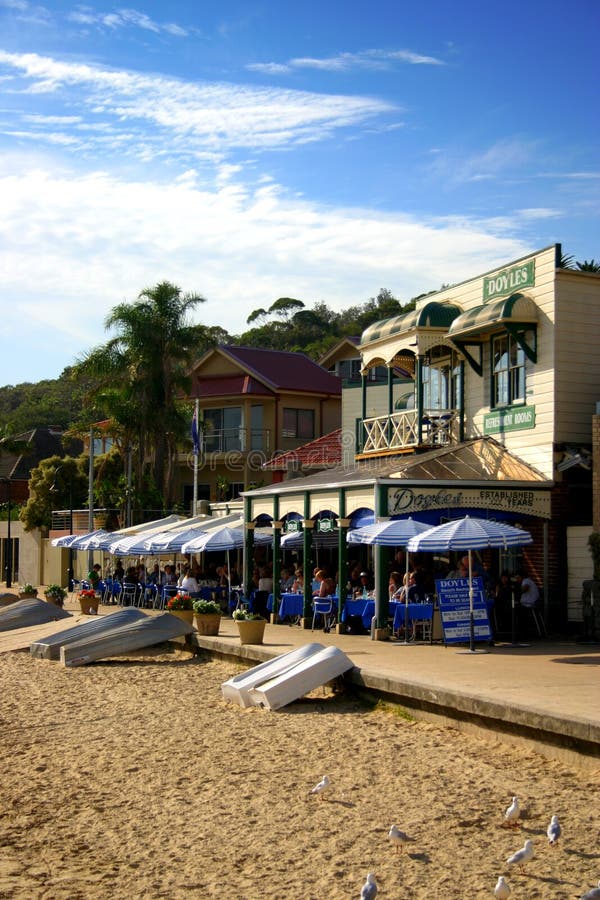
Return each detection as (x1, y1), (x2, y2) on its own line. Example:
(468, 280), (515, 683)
(60, 612), (194, 667)
(0, 598), (71, 632)
(30, 607), (147, 660)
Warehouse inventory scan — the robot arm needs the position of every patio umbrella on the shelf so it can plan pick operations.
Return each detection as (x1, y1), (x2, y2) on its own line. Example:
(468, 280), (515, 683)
(52, 532), (87, 548)
(348, 517), (430, 645)
(69, 530), (115, 551)
(407, 516), (533, 652)
(181, 526), (272, 603)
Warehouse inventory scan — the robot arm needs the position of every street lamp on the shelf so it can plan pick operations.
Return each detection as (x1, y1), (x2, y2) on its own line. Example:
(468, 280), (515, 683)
(0, 476), (12, 588)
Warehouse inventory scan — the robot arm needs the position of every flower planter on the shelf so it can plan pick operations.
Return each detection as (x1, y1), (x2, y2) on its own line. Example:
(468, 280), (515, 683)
(168, 609), (194, 626)
(79, 596), (100, 615)
(235, 619), (266, 645)
(194, 613), (221, 636)
(19, 591), (37, 599)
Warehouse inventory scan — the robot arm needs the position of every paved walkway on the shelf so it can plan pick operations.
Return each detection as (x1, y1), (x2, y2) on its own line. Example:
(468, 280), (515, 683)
(192, 616), (600, 767)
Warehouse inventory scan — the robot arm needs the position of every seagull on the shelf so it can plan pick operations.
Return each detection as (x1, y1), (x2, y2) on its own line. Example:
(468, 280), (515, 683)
(388, 824), (409, 854)
(503, 796), (520, 827)
(309, 774), (331, 800)
(547, 814), (561, 846)
(494, 876), (511, 898)
(506, 839), (534, 874)
(581, 881), (600, 899)
(360, 872), (377, 899)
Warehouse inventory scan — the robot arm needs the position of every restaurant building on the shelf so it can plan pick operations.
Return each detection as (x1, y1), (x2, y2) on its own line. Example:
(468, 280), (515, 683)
(242, 244), (600, 634)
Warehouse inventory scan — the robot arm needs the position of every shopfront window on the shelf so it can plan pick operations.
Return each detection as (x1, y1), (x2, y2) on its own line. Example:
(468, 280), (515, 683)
(492, 334), (526, 407)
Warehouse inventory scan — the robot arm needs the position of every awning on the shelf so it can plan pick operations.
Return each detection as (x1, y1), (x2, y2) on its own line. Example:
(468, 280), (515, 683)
(448, 292), (538, 374)
(361, 301), (462, 346)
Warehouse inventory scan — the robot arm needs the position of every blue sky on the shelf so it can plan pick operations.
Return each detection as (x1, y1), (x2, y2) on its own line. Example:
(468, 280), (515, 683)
(1, 0), (598, 385)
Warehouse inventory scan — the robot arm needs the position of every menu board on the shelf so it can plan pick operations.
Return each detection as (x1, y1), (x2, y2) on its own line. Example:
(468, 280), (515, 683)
(435, 576), (492, 644)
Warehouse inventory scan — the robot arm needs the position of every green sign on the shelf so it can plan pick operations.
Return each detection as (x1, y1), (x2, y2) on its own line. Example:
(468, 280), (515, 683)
(284, 519), (300, 533)
(483, 260), (535, 302)
(316, 518), (335, 533)
(483, 405), (536, 434)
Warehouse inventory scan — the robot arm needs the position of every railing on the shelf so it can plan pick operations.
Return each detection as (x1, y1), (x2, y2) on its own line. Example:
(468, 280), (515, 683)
(361, 409), (458, 454)
(202, 428), (271, 454)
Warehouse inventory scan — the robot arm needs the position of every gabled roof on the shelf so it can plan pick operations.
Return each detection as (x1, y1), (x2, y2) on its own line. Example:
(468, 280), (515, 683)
(262, 429), (342, 471)
(194, 345), (341, 396)
(0, 428), (83, 482)
(318, 336), (360, 369)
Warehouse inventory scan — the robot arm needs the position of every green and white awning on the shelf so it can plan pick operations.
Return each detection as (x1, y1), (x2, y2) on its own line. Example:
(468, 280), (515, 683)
(361, 301), (462, 346)
(448, 292), (538, 340)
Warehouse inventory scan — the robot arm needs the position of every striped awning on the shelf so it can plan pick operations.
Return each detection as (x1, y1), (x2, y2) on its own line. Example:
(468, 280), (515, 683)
(361, 302), (462, 346)
(448, 293), (538, 341)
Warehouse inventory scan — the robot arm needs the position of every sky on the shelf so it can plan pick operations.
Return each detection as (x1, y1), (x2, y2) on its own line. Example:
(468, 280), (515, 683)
(1, 0), (598, 386)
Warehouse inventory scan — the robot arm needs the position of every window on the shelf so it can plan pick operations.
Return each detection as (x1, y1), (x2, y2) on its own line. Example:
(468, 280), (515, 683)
(203, 407), (242, 451)
(282, 408), (314, 440)
(422, 346), (461, 410)
(492, 333), (527, 407)
(250, 405), (264, 450)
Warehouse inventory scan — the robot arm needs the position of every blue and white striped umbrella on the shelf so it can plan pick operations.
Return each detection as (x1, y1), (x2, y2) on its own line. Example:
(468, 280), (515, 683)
(406, 515), (532, 652)
(69, 530), (115, 551)
(348, 517), (430, 547)
(51, 532), (86, 548)
(406, 515), (533, 553)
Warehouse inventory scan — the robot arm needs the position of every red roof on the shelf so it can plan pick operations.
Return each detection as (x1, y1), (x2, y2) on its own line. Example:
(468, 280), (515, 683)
(263, 429), (342, 471)
(198, 374), (273, 398)
(219, 346), (341, 395)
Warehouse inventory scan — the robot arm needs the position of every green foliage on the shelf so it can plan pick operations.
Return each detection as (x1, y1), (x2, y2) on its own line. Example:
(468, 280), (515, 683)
(233, 608), (264, 621)
(19, 455), (88, 531)
(576, 259), (600, 272)
(0, 368), (95, 435)
(192, 598), (221, 615)
(45, 584), (67, 603)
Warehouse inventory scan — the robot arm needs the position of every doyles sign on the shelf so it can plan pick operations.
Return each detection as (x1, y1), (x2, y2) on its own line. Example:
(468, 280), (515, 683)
(388, 485), (551, 518)
(483, 260), (535, 302)
(436, 576), (492, 644)
(483, 405), (536, 435)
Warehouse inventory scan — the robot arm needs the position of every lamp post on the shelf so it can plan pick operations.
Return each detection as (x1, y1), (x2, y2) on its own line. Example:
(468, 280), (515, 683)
(0, 476), (12, 588)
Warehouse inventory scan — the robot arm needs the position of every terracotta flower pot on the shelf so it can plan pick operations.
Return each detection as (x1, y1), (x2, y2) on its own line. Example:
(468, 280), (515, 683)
(168, 609), (194, 626)
(235, 619), (266, 645)
(79, 596), (100, 615)
(194, 613), (221, 635)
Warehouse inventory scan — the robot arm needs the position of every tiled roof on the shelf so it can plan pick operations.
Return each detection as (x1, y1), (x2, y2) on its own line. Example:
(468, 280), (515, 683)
(0, 428), (83, 483)
(198, 375), (273, 398)
(219, 346), (341, 395)
(263, 429), (342, 471)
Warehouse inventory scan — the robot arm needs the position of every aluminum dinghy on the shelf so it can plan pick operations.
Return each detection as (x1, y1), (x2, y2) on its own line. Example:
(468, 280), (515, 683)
(30, 607), (148, 659)
(221, 643), (326, 708)
(60, 612), (193, 667)
(248, 646), (353, 711)
(0, 598), (71, 632)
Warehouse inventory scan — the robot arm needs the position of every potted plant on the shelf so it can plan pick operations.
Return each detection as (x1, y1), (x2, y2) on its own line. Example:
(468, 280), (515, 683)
(166, 592), (195, 625)
(192, 598), (222, 635)
(18, 583), (38, 599)
(233, 608), (267, 645)
(79, 587), (100, 615)
(44, 584), (67, 608)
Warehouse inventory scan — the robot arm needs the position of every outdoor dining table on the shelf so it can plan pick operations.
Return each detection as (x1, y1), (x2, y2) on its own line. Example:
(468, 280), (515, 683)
(392, 601), (434, 633)
(266, 593), (339, 620)
(341, 598), (398, 630)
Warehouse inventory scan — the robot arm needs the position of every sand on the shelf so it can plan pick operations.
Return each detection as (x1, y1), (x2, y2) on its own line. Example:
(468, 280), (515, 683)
(0, 643), (599, 899)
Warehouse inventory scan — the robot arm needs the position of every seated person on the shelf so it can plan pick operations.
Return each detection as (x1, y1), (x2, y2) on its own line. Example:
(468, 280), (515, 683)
(291, 568), (304, 593)
(258, 565), (273, 594)
(388, 571), (404, 600)
(280, 567), (295, 592)
(178, 565), (199, 595)
(353, 571), (373, 599)
(88, 563), (102, 588)
(313, 568), (336, 598)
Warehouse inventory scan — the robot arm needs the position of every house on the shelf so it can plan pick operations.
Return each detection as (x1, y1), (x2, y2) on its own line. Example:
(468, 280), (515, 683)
(241, 244), (600, 633)
(177, 345), (341, 506)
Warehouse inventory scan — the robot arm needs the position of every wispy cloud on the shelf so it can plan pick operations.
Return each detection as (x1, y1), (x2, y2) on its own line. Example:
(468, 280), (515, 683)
(247, 47), (445, 75)
(0, 50), (395, 161)
(426, 138), (540, 184)
(66, 5), (191, 37)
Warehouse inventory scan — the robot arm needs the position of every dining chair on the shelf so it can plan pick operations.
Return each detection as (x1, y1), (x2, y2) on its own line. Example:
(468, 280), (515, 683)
(312, 597), (335, 633)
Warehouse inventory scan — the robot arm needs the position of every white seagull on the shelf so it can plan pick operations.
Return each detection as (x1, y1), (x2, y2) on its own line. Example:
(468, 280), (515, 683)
(494, 876), (511, 898)
(581, 881), (600, 899)
(503, 796), (520, 827)
(506, 839), (534, 874)
(388, 824), (409, 854)
(547, 814), (561, 846)
(309, 774), (331, 800)
(360, 872), (377, 899)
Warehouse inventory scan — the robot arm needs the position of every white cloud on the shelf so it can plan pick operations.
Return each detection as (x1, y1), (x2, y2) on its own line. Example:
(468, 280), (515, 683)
(0, 50), (395, 159)
(0, 160), (529, 382)
(247, 48), (445, 75)
(66, 5), (190, 37)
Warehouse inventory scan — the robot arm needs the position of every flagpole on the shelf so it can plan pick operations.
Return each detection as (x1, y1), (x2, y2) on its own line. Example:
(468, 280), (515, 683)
(193, 398), (199, 514)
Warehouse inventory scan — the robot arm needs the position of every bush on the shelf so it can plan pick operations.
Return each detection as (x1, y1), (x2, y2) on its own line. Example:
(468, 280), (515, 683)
(192, 599), (221, 615)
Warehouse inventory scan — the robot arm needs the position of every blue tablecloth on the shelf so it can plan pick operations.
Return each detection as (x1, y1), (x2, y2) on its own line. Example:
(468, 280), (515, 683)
(278, 593), (304, 619)
(392, 602), (434, 632)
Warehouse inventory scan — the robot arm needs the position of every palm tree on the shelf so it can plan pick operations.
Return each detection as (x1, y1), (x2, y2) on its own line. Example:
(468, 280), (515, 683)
(74, 281), (210, 504)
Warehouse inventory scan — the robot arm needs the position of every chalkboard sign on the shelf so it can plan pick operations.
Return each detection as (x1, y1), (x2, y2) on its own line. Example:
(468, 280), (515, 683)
(435, 576), (492, 644)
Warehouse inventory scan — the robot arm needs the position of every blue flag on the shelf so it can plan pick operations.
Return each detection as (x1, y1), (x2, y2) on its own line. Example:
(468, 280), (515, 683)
(191, 407), (200, 456)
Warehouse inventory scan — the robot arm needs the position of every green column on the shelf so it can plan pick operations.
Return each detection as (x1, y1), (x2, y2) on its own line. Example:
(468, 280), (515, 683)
(416, 355), (425, 445)
(271, 497), (281, 622)
(243, 495), (254, 599)
(337, 488), (347, 624)
(374, 482), (389, 632)
(303, 492), (313, 622)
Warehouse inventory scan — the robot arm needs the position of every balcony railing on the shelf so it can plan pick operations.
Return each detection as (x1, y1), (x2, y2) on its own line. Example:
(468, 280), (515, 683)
(202, 428), (271, 454)
(361, 409), (459, 454)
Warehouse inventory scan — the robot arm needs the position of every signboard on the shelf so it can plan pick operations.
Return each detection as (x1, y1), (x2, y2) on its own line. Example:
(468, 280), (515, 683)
(483, 405), (535, 435)
(388, 485), (551, 518)
(316, 518), (335, 533)
(435, 576), (492, 644)
(483, 260), (535, 302)
(284, 519), (301, 533)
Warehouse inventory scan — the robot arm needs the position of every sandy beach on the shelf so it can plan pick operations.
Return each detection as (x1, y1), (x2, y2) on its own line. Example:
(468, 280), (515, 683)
(0, 642), (599, 899)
